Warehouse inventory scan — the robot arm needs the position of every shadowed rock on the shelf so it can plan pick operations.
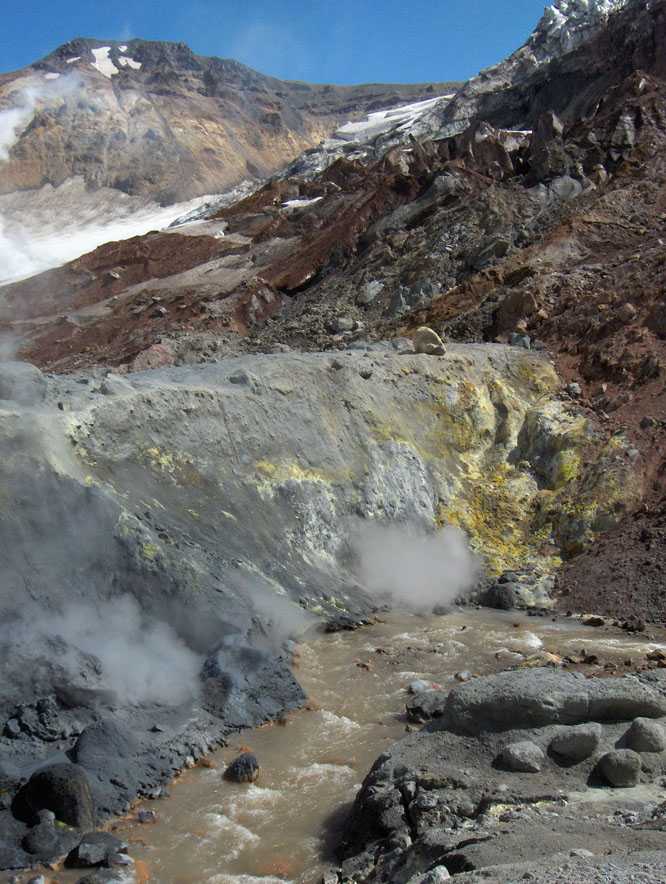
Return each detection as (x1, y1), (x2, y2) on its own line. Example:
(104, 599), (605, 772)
(13, 763), (95, 829)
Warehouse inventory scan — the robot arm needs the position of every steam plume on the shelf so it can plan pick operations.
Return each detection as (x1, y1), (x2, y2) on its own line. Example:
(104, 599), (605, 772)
(351, 522), (479, 612)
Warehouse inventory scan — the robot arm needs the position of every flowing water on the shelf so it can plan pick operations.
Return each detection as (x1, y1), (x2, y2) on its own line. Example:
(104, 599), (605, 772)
(56, 610), (666, 884)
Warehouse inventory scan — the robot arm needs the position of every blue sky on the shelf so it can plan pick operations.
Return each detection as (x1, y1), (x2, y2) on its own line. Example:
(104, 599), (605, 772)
(3, 1), (548, 83)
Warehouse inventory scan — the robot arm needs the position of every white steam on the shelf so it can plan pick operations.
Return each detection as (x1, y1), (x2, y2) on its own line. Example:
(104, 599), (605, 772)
(0, 72), (83, 159)
(352, 522), (479, 611)
(4, 595), (202, 706)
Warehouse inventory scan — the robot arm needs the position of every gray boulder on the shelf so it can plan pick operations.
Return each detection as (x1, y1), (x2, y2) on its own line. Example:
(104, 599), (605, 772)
(443, 669), (666, 736)
(498, 740), (545, 773)
(550, 722), (602, 763)
(597, 749), (642, 787)
(66, 832), (128, 868)
(13, 763), (96, 829)
(626, 717), (666, 753)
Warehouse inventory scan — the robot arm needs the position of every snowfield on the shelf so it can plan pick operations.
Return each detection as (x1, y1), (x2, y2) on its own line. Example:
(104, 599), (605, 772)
(335, 95), (452, 144)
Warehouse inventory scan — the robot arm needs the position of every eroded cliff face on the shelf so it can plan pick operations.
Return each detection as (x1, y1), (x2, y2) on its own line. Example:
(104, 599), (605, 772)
(0, 345), (635, 718)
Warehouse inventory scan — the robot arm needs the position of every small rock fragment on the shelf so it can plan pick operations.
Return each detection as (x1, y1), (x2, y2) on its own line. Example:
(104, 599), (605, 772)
(498, 740), (545, 773)
(224, 752), (259, 783)
(413, 326), (446, 356)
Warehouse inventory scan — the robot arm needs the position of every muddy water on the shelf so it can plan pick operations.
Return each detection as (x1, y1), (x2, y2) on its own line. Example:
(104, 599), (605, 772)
(94, 612), (666, 883)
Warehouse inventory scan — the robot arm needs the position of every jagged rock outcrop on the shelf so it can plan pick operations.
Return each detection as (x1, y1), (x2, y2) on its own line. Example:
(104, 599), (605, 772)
(337, 668), (666, 882)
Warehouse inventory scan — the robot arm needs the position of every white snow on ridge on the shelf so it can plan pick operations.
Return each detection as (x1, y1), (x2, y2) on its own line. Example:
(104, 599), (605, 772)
(119, 45), (128, 52)
(335, 95), (453, 145)
(282, 197), (322, 210)
(66, 57), (81, 64)
(118, 56), (142, 70)
(90, 46), (119, 78)
(44, 73), (60, 80)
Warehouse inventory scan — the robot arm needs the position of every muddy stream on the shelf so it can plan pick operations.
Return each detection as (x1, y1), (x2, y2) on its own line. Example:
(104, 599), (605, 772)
(52, 610), (666, 884)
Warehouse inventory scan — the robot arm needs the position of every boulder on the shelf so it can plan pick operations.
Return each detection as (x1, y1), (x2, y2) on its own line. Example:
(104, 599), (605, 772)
(413, 327), (446, 356)
(13, 763), (95, 829)
(498, 740), (545, 773)
(597, 749), (641, 787)
(66, 832), (128, 868)
(443, 669), (666, 736)
(21, 809), (80, 862)
(549, 722), (602, 762)
(481, 582), (516, 610)
(224, 752), (259, 783)
(406, 691), (448, 723)
(626, 717), (666, 753)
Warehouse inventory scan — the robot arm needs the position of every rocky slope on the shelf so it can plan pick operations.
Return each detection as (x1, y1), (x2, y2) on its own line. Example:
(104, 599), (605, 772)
(333, 667), (666, 883)
(2, 0), (666, 878)
(0, 343), (621, 872)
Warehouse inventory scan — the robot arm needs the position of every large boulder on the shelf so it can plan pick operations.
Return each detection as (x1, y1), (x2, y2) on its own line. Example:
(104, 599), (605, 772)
(626, 717), (666, 753)
(550, 722), (602, 763)
(13, 763), (96, 829)
(597, 749), (641, 787)
(443, 669), (666, 735)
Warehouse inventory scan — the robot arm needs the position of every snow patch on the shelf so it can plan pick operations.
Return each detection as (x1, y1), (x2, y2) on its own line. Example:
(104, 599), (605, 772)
(282, 196), (322, 210)
(43, 73), (60, 80)
(118, 56), (142, 70)
(90, 46), (118, 79)
(66, 57), (81, 64)
(118, 45), (128, 52)
(336, 95), (451, 144)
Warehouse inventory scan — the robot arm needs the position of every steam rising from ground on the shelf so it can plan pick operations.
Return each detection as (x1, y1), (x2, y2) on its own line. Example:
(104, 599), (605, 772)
(352, 522), (479, 611)
(0, 72), (221, 284)
(0, 595), (202, 707)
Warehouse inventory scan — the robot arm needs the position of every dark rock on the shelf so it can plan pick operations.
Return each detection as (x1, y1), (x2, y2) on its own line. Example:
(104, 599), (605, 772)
(406, 691), (448, 723)
(626, 717), (666, 753)
(597, 749), (641, 787)
(66, 831), (127, 868)
(22, 813), (79, 862)
(582, 615), (605, 627)
(481, 582), (516, 610)
(0, 846), (31, 870)
(202, 637), (305, 728)
(497, 740), (545, 773)
(550, 722), (602, 763)
(13, 763), (95, 829)
(224, 753), (259, 783)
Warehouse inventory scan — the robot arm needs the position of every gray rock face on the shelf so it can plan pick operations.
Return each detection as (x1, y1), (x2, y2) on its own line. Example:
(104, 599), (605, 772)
(13, 763), (96, 829)
(498, 740), (545, 772)
(443, 669), (666, 735)
(550, 722), (602, 762)
(626, 717), (666, 753)
(597, 749), (642, 787)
